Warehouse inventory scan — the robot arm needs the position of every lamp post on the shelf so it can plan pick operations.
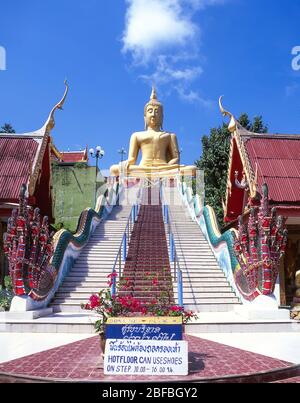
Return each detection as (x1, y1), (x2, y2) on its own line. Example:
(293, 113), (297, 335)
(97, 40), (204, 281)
(118, 147), (127, 163)
(178, 148), (183, 162)
(89, 146), (105, 207)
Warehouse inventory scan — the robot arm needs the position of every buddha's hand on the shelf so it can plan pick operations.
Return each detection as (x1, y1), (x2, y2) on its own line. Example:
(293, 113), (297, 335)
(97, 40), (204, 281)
(120, 160), (130, 174)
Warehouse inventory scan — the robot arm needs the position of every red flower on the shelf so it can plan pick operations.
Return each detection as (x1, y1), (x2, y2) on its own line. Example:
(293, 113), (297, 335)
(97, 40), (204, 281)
(170, 305), (183, 312)
(140, 307), (148, 315)
(107, 271), (118, 287)
(152, 278), (159, 286)
(107, 271), (118, 279)
(89, 294), (100, 309)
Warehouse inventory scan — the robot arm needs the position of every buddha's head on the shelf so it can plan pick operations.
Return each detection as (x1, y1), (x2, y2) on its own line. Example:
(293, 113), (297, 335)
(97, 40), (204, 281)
(144, 87), (163, 130)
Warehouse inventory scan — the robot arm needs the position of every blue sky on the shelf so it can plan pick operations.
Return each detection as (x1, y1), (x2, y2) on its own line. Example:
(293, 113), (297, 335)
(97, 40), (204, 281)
(1, 0), (300, 172)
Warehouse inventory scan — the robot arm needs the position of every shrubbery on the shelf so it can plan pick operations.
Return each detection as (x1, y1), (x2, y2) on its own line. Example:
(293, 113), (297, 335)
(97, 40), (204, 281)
(0, 276), (13, 312)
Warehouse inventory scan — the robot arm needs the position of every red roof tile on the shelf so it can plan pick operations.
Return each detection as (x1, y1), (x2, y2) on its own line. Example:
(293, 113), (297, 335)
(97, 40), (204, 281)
(244, 137), (300, 204)
(0, 137), (39, 202)
(60, 151), (87, 163)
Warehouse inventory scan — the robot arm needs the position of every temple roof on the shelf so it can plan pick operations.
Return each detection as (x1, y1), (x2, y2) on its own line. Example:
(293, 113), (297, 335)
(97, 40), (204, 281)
(0, 82), (68, 204)
(243, 134), (300, 204)
(219, 98), (300, 222)
(60, 149), (88, 163)
(0, 135), (41, 202)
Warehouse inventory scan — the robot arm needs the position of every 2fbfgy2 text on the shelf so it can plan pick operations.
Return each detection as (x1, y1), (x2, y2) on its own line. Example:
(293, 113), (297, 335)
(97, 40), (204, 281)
(101, 387), (198, 400)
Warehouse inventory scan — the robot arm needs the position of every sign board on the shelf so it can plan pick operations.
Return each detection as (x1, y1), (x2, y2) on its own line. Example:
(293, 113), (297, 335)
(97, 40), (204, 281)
(106, 317), (183, 341)
(104, 339), (188, 376)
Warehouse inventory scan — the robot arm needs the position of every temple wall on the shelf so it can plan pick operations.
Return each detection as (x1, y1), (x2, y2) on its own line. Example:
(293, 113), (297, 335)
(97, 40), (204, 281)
(52, 163), (105, 232)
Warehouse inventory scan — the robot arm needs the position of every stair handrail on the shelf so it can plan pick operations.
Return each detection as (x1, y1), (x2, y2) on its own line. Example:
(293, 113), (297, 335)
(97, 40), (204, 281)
(160, 184), (184, 308)
(110, 183), (143, 296)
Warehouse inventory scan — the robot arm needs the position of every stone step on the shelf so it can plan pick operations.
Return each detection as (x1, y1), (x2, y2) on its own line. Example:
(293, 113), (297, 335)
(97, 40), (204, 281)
(83, 247), (123, 251)
(89, 233), (127, 238)
(86, 237), (125, 241)
(70, 267), (122, 272)
(72, 263), (118, 268)
(93, 231), (128, 235)
(58, 285), (233, 294)
(5, 312), (299, 333)
(50, 303), (89, 313)
(71, 267), (123, 272)
(172, 252), (215, 257)
(170, 244), (212, 249)
(119, 273), (226, 279)
(168, 245), (212, 250)
(174, 292), (237, 298)
(183, 303), (241, 312)
(65, 276), (114, 282)
(75, 258), (118, 263)
(75, 261), (119, 266)
(172, 252), (215, 256)
(55, 292), (174, 299)
(90, 240), (124, 245)
(173, 238), (207, 242)
(124, 270), (223, 275)
(176, 270), (226, 280)
(65, 272), (108, 283)
(63, 280), (112, 287)
(177, 267), (222, 271)
(176, 261), (219, 266)
(91, 234), (128, 238)
(171, 230), (205, 234)
(76, 294), (237, 304)
(80, 251), (122, 255)
(64, 275), (112, 281)
(116, 291), (236, 299)
(87, 241), (124, 245)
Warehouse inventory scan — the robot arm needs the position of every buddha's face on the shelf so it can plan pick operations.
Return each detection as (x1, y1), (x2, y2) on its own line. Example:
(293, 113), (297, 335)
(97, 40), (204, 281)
(145, 104), (163, 130)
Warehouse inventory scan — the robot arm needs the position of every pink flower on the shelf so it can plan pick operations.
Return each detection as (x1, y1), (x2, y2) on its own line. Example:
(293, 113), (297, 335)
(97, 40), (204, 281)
(89, 294), (100, 309)
(140, 307), (148, 315)
(107, 271), (118, 279)
(107, 271), (118, 287)
(170, 305), (183, 312)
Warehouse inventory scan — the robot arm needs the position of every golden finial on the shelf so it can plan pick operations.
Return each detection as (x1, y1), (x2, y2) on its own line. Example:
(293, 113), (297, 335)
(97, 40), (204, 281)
(44, 80), (69, 133)
(145, 85), (163, 111)
(150, 86), (157, 101)
(219, 96), (237, 133)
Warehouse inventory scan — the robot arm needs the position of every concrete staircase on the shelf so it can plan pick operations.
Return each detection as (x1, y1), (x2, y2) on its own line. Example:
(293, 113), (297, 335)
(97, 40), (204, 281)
(50, 205), (132, 313)
(119, 186), (175, 306)
(2, 184), (299, 333)
(164, 186), (241, 312)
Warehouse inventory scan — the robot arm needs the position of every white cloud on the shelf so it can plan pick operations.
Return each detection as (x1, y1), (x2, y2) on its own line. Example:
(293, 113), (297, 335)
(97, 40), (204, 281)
(123, 0), (199, 63)
(175, 85), (213, 108)
(140, 55), (203, 85)
(122, 0), (225, 106)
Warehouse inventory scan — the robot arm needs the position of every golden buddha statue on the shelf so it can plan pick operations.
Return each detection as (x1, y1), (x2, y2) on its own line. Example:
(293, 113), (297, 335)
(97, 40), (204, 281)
(110, 88), (196, 178)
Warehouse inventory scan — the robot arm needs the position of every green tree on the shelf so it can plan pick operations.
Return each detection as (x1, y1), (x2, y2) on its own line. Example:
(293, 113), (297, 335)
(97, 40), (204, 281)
(196, 114), (268, 228)
(0, 123), (15, 133)
(252, 116), (268, 133)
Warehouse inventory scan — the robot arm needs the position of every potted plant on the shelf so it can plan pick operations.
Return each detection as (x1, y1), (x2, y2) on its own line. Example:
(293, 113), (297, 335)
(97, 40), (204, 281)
(81, 272), (198, 356)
